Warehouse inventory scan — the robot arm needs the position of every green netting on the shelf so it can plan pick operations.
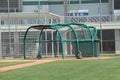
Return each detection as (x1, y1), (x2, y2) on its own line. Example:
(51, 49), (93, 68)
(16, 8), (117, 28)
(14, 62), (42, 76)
(23, 22), (100, 59)
(79, 41), (99, 57)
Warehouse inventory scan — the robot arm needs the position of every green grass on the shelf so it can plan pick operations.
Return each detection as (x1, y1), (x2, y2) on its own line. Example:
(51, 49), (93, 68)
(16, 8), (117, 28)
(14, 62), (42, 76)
(0, 62), (30, 68)
(0, 56), (120, 80)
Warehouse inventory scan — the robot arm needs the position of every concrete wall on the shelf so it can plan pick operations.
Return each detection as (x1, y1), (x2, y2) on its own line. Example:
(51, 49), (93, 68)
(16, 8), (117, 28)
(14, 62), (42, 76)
(49, 3), (110, 16)
(22, 0), (49, 12)
(49, 5), (64, 16)
(22, 0), (110, 16)
(22, 5), (49, 13)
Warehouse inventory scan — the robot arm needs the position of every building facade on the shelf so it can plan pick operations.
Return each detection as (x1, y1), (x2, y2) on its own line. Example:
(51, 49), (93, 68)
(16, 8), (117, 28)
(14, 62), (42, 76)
(22, 0), (113, 19)
(21, 0), (120, 54)
(0, 0), (120, 59)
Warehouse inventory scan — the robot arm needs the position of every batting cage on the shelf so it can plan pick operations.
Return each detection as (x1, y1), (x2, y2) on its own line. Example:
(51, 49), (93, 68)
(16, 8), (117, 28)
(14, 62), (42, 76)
(23, 22), (100, 59)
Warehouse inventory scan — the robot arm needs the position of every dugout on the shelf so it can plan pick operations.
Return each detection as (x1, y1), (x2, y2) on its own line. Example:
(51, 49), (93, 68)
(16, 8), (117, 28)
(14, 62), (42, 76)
(23, 22), (100, 59)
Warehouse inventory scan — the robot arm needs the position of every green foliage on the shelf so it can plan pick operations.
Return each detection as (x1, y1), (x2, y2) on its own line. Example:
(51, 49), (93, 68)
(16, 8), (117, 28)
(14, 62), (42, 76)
(0, 57), (120, 80)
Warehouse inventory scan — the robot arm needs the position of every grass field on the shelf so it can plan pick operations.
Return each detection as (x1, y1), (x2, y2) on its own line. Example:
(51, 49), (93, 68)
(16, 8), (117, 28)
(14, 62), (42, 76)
(0, 62), (30, 68)
(0, 56), (120, 80)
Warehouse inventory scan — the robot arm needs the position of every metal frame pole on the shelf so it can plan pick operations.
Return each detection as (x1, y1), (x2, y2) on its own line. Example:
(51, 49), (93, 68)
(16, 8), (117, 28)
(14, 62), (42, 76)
(111, 0), (115, 21)
(38, 0), (41, 24)
(99, 0), (103, 54)
(45, 30), (47, 57)
(70, 30), (72, 55)
(68, 0), (70, 14)
(0, 18), (2, 59)
(64, 0), (68, 22)
(7, 0), (12, 57)
(51, 31), (54, 57)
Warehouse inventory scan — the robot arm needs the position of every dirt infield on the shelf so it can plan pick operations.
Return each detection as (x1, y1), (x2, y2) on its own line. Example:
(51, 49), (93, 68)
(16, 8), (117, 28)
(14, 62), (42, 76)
(0, 57), (112, 72)
(0, 59), (57, 72)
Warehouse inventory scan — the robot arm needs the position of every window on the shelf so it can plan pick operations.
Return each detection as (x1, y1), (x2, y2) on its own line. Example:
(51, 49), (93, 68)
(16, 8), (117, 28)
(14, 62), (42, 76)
(0, 0), (19, 12)
(97, 30), (115, 53)
(23, 0), (109, 6)
(81, 0), (109, 4)
(114, 0), (120, 9)
(23, 1), (63, 5)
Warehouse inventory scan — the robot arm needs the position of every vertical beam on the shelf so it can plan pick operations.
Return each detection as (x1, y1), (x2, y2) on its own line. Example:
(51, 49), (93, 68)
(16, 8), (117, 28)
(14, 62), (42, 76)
(64, 0), (68, 22)
(68, 0), (70, 14)
(0, 18), (2, 59)
(111, 0), (115, 21)
(99, 0), (103, 54)
(44, 16), (47, 24)
(64, 32), (67, 55)
(51, 31), (54, 57)
(45, 30), (47, 57)
(50, 18), (52, 24)
(38, 0), (41, 24)
(115, 29), (120, 54)
(18, 0), (22, 12)
(14, 27), (19, 57)
(7, 0), (12, 57)
(70, 31), (72, 55)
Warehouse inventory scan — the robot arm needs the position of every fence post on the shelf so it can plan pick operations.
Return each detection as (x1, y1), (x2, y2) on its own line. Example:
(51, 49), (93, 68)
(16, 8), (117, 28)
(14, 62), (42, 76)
(0, 18), (2, 59)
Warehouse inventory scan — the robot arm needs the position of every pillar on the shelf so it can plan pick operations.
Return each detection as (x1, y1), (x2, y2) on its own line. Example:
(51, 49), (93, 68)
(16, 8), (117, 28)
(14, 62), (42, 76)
(115, 29), (120, 54)
(0, 18), (2, 59)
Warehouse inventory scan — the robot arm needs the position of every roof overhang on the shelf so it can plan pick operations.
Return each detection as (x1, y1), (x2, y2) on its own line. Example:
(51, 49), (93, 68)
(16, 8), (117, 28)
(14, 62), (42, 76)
(0, 12), (60, 19)
(31, 25), (54, 30)
(86, 22), (120, 30)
